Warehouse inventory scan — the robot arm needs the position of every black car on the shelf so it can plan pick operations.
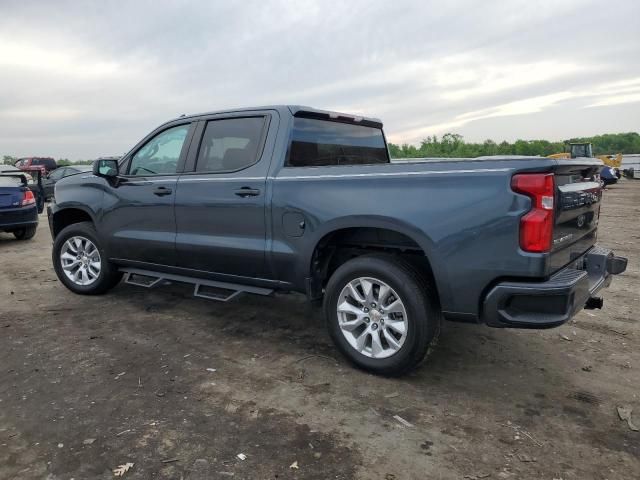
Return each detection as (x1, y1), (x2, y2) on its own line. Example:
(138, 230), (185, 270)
(43, 165), (92, 200)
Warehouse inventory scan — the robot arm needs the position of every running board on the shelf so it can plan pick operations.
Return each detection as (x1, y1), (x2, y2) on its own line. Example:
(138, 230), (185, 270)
(120, 267), (273, 302)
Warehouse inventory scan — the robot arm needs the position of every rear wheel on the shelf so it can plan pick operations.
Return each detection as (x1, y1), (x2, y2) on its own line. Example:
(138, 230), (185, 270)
(324, 254), (441, 376)
(52, 222), (122, 294)
(13, 225), (37, 240)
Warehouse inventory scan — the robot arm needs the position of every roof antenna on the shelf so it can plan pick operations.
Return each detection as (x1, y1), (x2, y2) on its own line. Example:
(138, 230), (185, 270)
(179, 114), (186, 118)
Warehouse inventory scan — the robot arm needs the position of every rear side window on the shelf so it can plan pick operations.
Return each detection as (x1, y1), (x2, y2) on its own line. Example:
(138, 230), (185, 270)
(195, 117), (265, 173)
(287, 117), (389, 167)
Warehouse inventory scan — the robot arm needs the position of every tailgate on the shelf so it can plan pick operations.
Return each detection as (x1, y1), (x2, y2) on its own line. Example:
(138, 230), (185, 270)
(549, 160), (602, 273)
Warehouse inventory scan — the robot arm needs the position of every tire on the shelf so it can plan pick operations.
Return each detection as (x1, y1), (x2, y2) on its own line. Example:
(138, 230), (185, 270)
(13, 225), (37, 240)
(52, 221), (122, 295)
(324, 254), (441, 376)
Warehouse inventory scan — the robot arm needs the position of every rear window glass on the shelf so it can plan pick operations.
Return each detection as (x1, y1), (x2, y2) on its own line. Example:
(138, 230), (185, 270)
(287, 117), (389, 167)
(0, 176), (24, 187)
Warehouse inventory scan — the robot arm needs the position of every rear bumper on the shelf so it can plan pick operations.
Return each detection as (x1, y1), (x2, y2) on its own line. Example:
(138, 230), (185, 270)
(0, 205), (38, 232)
(482, 245), (627, 328)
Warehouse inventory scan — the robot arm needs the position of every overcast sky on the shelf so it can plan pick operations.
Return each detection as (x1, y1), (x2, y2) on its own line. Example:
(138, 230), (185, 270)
(1, 0), (639, 159)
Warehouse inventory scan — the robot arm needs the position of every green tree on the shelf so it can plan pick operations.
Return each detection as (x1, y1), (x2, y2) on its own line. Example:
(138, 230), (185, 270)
(388, 132), (640, 159)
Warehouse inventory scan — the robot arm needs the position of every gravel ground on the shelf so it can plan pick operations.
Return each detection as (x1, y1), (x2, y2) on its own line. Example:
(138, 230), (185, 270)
(1, 180), (638, 480)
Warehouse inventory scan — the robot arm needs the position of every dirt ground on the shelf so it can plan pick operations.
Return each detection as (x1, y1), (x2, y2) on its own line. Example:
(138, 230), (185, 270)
(1, 181), (638, 480)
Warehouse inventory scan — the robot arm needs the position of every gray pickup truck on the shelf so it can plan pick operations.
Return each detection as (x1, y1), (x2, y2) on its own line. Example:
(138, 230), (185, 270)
(48, 106), (627, 375)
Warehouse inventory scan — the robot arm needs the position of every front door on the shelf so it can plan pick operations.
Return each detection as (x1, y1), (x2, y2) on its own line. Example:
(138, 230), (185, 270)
(174, 114), (276, 278)
(101, 123), (194, 266)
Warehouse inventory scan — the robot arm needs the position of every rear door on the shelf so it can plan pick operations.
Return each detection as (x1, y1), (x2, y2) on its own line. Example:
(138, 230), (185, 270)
(101, 122), (195, 266)
(174, 112), (278, 278)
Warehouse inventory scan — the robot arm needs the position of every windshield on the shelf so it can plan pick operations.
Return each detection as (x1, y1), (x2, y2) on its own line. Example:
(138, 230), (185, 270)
(571, 144), (593, 158)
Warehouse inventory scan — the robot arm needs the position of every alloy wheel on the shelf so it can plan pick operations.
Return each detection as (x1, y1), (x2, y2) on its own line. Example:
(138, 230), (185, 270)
(336, 277), (409, 359)
(60, 236), (101, 286)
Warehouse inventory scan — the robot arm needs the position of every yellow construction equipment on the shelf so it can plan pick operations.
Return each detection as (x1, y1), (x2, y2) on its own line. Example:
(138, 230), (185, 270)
(596, 153), (622, 168)
(547, 143), (622, 168)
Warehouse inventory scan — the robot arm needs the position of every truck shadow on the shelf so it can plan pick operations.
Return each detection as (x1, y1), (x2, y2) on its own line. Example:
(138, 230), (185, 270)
(107, 280), (572, 397)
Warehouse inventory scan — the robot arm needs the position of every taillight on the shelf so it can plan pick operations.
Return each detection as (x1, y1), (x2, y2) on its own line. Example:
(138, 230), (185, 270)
(21, 190), (36, 207)
(511, 173), (555, 253)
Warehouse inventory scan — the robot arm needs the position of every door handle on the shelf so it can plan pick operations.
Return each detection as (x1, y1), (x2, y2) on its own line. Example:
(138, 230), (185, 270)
(234, 187), (261, 197)
(153, 186), (173, 196)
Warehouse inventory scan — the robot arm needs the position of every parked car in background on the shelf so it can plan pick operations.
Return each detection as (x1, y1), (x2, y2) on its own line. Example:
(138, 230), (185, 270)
(601, 166), (618, 187)
(43, 165), (92, 200)
(0, 169), (39, 240)
(15, 157), (58, 175)
(621, 154), (640, 179)
(2, 165), (45, 212)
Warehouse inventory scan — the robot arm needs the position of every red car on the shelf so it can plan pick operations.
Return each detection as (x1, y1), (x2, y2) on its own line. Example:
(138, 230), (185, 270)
(15, 157), (58, 175)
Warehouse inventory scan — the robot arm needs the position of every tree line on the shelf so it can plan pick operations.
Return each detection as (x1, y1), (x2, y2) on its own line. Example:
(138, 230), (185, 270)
(3, 132), (639, 164)
(388, 132), (640, 158)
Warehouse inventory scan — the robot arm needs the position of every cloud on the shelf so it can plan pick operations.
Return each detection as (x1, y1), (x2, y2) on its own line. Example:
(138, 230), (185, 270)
(0, 41), (120, 77)
(0, 0), (638, 158)
(391, 77), (640, 143)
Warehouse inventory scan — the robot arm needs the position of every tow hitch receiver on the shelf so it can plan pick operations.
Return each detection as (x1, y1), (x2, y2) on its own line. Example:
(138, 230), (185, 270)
(585, 297), (604, 310)
(607, 256), (628, 275)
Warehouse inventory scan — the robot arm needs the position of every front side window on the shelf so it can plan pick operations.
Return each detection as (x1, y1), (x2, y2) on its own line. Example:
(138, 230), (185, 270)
(129, 124), (189, 176)
(195, 117), (265, 173)
(287, 117), (389, 167)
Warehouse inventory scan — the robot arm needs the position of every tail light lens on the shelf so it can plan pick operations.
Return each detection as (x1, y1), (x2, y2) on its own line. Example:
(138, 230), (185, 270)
(21, 190), (36, 207)
(511, 173), (555, 253)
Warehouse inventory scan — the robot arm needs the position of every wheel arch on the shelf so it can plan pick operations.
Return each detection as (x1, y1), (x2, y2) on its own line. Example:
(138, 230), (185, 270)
(304, 216), (444, 306)
(51, 206), (96, 238)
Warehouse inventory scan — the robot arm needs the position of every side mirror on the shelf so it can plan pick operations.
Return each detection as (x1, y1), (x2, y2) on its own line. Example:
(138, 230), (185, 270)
(93, 159), (119, 177)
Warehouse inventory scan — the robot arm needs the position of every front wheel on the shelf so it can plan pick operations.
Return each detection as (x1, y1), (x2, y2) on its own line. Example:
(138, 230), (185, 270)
(52, 221), (122, 295)
(324, 254), (441, 376)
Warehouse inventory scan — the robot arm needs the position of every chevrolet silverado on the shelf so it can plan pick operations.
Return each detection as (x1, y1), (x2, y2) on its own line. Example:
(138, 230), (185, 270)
(47, 106), (627, 375)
